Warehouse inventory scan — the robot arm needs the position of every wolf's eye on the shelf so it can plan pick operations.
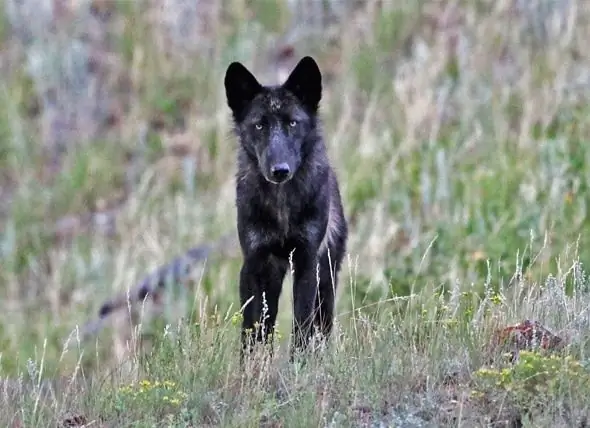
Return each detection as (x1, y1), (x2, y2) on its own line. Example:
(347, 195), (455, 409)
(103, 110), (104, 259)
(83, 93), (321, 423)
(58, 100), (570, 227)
(255, 123), (263, 130)
(289, 120), (297, 127)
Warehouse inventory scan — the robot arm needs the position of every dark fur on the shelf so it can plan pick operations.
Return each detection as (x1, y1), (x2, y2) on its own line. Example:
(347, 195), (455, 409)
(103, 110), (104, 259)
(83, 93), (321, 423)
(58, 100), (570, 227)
(224, 56), (348, 361)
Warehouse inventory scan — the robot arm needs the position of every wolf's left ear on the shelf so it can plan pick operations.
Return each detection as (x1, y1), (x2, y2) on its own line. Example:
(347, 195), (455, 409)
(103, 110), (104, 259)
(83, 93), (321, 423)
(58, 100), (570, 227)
(282, 56), (322, 112)
(224, 61), (263, 120)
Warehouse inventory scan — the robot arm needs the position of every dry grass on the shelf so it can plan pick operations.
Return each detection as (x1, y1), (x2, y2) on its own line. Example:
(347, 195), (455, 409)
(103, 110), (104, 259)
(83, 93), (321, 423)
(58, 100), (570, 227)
(1, 0), (590, 426)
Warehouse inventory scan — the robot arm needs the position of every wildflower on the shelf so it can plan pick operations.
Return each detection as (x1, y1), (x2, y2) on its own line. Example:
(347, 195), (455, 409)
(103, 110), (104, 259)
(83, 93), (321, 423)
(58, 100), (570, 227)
(231, 312), (243, 326)
(139, 380), (155, 393)
(118, 385), (133, 394)
(490, 293), (503, 305)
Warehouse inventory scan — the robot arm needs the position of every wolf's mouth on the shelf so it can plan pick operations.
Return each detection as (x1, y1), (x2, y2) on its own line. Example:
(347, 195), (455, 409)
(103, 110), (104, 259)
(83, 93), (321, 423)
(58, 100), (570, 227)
(264, 175), (292, 185)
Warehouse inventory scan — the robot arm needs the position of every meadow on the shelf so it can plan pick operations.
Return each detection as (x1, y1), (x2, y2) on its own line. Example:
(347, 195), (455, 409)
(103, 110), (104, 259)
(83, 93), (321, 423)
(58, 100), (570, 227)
(1, 0), (590, 426)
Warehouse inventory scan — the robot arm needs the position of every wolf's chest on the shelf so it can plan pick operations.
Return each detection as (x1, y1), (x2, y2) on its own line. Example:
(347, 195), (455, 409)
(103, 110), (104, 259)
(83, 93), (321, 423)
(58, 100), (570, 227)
(260, 188), (299, 238)
(267, 193), (291, 237)
(274, 206), (291, 238)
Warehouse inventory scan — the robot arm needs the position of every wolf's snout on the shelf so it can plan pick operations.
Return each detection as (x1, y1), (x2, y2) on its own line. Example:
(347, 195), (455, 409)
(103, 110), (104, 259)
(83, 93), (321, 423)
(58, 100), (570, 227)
(270, 163), (291, 183)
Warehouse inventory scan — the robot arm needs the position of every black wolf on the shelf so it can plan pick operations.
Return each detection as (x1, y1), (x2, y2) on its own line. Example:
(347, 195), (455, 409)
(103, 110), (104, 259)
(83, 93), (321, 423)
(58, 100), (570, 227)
(75, 57), (348, 364)
(224, 56), (348, 360)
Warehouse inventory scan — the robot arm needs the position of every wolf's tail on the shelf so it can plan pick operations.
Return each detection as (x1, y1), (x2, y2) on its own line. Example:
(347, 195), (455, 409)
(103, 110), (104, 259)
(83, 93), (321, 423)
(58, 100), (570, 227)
(76, 233), (236, 341)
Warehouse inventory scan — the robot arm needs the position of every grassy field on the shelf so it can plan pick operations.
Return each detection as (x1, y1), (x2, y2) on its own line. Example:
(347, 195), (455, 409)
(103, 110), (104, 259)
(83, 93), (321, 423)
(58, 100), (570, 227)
(2, 0), (590, 426)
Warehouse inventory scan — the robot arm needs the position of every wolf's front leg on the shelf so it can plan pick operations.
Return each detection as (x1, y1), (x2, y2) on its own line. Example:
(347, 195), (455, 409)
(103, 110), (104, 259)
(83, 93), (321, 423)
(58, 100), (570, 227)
(239, 253), (286, 363)
(290, 248), (320, 359)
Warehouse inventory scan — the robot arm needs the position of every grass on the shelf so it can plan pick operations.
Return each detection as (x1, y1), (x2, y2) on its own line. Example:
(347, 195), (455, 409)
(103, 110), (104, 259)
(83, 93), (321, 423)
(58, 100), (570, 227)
(1, 0), (590, 426)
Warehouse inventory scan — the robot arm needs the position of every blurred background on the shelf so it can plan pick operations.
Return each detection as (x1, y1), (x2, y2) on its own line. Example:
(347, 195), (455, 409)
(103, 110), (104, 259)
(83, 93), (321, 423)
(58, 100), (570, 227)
(1, 0), (590, 377)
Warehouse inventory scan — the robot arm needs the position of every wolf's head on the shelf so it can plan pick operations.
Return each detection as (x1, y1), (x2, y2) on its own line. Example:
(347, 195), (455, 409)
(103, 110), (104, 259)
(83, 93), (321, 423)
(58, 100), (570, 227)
(224, 56), (322, 184)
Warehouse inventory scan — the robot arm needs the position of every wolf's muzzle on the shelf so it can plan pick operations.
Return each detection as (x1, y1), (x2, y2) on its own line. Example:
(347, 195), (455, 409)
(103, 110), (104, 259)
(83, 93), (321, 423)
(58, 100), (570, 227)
(270, 162), (291, 183)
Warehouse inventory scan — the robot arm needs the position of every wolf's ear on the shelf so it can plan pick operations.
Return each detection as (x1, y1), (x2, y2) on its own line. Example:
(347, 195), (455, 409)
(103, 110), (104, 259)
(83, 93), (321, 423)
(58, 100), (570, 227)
(282, 56), (322, 112)
(224, 62), (263, 120)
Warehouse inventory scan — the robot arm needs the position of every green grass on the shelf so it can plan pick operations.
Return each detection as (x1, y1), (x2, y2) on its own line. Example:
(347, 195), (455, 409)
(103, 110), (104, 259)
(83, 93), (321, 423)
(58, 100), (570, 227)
(1, 0), (590, 426)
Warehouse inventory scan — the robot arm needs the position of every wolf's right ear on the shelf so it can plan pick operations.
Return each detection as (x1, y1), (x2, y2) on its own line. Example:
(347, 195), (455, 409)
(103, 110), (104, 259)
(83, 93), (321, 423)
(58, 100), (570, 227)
(224, 62), (263, 120)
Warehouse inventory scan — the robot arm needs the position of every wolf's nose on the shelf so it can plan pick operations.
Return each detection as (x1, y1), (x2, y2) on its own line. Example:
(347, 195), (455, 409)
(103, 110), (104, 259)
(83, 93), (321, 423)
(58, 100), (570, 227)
(270, 163), (290, 182)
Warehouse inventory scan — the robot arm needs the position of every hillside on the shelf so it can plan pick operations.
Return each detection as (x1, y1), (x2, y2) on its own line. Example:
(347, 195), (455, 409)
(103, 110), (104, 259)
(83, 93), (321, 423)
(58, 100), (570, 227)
(1, 1), (590, 426)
